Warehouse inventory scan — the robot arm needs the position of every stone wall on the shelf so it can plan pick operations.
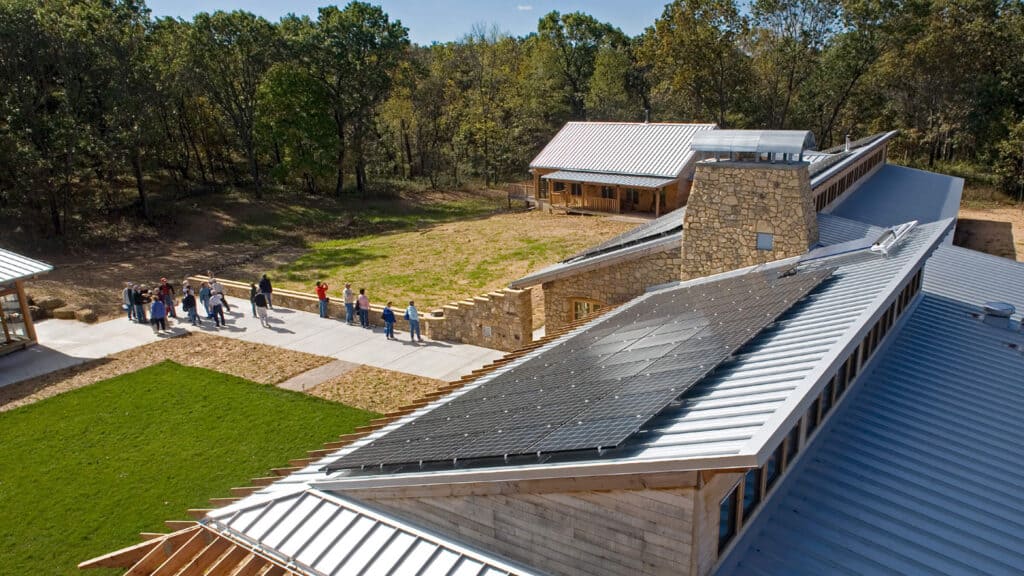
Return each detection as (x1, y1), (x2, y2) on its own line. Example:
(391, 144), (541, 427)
(427, 288), (532, 352)
(542, 245), (682, 333)
(681, 161), (818, 279)
(189, 277), (532, 352)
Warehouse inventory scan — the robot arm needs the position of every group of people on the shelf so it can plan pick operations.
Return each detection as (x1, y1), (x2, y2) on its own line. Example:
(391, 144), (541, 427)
(315, 281), (424, 342)
(122, 273), (276, 333)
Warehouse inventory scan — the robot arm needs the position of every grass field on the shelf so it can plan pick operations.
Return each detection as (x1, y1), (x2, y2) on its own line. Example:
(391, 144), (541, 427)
(274, 211), (638, 311)
(0, 361), (377, 575)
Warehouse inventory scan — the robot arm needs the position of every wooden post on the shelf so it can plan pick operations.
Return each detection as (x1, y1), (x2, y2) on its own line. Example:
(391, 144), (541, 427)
(615, 186), (621, 213)
(15, 279), (36, 344)
(654, 187), (661, 217)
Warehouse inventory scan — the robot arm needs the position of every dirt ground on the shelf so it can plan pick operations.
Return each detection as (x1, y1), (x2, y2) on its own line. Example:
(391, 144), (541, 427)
(955, 204), (1024, 262)
(0, 332), (331, 413)
(20, 191), (636, 327)
(307, 365), (446, 414)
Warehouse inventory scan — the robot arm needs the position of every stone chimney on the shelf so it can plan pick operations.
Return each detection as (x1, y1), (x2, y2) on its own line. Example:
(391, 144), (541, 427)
(681, 159), (819, 280)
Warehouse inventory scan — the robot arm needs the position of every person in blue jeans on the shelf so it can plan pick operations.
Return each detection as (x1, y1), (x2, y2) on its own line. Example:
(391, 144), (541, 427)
(382, 301), (396, 339)
(199, 282), (212, 317)
(405, 300), (423, 342)
(344, 283), (355, 324)
(150, 297), (167, 333)
(249, 283), (258, 316)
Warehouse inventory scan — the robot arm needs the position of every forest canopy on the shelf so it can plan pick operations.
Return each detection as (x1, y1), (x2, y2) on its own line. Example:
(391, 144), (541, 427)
(2, 0), (1023, 238)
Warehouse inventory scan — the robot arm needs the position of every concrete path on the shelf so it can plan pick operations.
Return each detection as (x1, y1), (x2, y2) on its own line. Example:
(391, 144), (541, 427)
(277, 359), (358, 392)
(0, 305), (503, 389)
(0, 316), (186, 389)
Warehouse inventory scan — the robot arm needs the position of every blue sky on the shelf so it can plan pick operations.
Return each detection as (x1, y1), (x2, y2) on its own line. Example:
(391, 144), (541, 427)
(146, 1), (668, 44)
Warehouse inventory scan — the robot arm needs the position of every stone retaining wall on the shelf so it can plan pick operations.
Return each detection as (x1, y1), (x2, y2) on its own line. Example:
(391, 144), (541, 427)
(189, 277), (532, 352)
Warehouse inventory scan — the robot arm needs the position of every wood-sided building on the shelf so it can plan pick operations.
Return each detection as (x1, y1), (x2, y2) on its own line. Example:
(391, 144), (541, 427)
(530, 122), (717, 217)
(0, 248), (52, 355)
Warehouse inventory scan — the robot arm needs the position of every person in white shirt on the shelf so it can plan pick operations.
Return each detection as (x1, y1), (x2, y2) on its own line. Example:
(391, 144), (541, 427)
(405, 300), (423, 342)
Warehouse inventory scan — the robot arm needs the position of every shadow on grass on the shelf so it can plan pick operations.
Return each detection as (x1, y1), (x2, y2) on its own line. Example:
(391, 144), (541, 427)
(278, 246), (387, 275)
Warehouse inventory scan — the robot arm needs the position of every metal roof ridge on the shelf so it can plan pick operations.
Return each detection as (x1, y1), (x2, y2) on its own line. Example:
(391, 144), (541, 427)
(509, 233), (681, 288)
(738, 217), (954, 462)
(810, 130), (897, 189)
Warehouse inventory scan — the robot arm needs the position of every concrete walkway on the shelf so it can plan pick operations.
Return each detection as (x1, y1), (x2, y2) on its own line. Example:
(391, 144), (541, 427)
(0, 305), (504, 389)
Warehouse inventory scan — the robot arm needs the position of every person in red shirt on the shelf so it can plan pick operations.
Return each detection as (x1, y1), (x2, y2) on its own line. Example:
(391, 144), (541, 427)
(315, 281), (330, 318)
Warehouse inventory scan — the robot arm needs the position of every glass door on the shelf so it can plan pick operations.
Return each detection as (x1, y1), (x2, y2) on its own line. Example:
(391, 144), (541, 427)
(1, 291), (29, 346)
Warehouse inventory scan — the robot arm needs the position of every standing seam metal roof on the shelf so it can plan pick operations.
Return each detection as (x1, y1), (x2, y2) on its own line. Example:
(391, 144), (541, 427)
(309, 219), (951, 491)
(529, 122), (717, 178)
(716, 284), (1024, 576)
(0, 248), (53, 284)
(829, 164), (964, 227)
(206, 488), (542, 576)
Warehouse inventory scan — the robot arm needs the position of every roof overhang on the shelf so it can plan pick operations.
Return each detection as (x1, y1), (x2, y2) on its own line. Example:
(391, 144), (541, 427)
(541, 170), (677, 189)
(692, 129), (816, 156)
(0, 248), (53, 285)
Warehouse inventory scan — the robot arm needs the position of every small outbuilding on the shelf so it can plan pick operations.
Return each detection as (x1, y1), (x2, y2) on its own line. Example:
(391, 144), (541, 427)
(529, 122), (717, 216)
(0, 248), (52, 355)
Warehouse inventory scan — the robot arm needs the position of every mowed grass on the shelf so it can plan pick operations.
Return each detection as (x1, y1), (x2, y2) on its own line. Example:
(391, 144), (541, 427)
(0, 361), (378, 576)
(275, 211), (639, 310)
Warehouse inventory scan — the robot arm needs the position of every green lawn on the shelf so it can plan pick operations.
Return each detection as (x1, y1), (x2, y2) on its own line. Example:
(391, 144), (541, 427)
(0, 362), (378, 575)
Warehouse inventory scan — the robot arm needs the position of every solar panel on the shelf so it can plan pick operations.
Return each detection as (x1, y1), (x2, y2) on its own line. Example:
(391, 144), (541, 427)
(327, 267), (833, 471)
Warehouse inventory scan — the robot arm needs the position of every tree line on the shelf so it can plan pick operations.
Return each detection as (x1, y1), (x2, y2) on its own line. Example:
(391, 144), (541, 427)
(2, 0), (1023, 238)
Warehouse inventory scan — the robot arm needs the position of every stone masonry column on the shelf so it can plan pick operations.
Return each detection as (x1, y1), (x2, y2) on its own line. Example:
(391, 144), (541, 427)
(681, 161), (818, 280)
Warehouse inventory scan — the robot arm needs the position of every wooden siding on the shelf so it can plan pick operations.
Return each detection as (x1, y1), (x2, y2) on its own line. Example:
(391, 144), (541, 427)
(368, 488), (698, 576)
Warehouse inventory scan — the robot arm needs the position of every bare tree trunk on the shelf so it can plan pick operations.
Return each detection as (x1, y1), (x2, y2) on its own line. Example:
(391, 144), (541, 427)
(334, 111), (346, 196)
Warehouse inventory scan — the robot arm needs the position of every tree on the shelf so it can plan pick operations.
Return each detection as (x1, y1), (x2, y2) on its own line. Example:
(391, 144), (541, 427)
(188, 10), (279, 195)
(638, 0), (750, 126)
(537, 11), (627, 119)
(300, 2), (408, 194)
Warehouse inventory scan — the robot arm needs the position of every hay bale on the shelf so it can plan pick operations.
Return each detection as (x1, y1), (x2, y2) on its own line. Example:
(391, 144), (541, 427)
(52, 306), (79, 320)
(75, 308), (98, 323)
(35, 296), (66, 311)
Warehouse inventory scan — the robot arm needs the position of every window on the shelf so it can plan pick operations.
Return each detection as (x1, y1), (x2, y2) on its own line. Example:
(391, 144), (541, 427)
(806, 397), (821, 436)
(600, 186), (615, 199)
(820, 380), (834, 417)
(571, 299), (603, 322)
(570, 183), (582, 196)
(538, 179), (548, 198)
(743, 468), (762, 518)
(718, 484), (740, 552)
(786, 423), (801, 464)
(624, 188), (639, 205)
(553, 181), (565, 192)
(765, 443), (782, 491)
(756, 232), (774, 251)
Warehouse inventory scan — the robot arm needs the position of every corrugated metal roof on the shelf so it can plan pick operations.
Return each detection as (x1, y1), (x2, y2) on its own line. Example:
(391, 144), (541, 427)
(716, 286), (1024, 575)
(815, 213), (885, 246)
(692, 130), (816, 156)
(541, 170), (676, 189)
(313, 219), (952, 490)
(809, 132), (897, 190)
(529, 122), (716, 178)
(207, 488), (542, 576)
(923, 245), (1024, 320)
(829, 164), (963, 227)
(0, 248), (53, 285)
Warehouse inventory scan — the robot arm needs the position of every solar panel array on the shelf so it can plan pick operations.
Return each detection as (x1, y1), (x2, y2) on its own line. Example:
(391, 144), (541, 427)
(563, 208), (685, 263)
(328, 267), (833, 471)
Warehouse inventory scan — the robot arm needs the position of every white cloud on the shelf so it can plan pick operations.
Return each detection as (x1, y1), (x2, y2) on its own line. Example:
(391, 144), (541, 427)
(517, 4), (533, 11)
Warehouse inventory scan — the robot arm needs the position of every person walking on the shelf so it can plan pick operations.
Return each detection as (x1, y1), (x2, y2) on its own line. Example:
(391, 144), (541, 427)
(209, 291), (226, 327)
(343, 283), (355, 325)
(405, 300), (423, 342)
(122, 283), (134, 321)
(199, 282), (212, 318)
(150, 297), (167, 333)
(382, 301), (396, 339)
(249, 283), (258, 317)
(258, 274), (273, 309)
(315, 281), (330, 318)
(182, 289), (200, 326)
(253, 290), (270, 328)
(133, 285), (148, 324)
(357, 289), (370, 328)
(210, 276), (231, 312)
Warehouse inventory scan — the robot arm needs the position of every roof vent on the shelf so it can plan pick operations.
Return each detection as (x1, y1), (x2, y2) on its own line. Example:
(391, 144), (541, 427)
(845, 134), (851, 152)
(870, 220), (917, 256)
(981, 302), (1015, 329)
